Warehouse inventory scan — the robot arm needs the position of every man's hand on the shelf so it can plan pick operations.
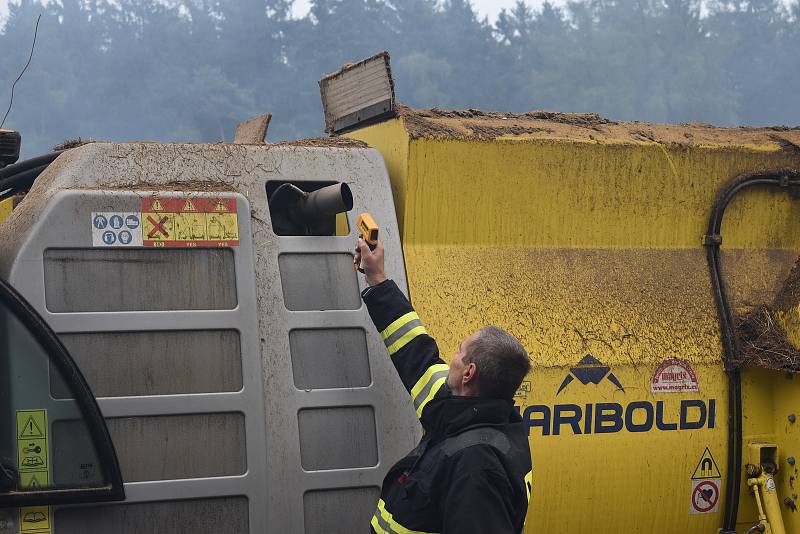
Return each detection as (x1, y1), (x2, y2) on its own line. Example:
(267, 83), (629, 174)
(355, 236), (387, 286)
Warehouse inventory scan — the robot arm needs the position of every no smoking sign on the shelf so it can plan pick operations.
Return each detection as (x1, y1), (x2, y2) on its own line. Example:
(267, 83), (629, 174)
(690, 478), (720, 514)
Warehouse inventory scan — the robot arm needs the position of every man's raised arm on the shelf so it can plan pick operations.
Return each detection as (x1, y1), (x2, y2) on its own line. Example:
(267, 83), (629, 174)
(355, 238), (449, 418)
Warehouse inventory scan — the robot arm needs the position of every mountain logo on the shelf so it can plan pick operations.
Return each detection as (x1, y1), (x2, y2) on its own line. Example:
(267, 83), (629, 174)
(556, 354), (625, 395)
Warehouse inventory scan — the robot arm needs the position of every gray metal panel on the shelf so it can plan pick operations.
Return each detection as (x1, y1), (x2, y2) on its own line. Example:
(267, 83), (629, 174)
(52, 330), (242, 397)
(2, 188), (268, 531)
(0, 142), (421, 533)
(278, 253), (361, 311)
(290, 328), (371, 389)
(298, 407), (377, 470)
(43, 248), (237, 312)
(53, 414), (246, 483)
(303, 486), (380, 534)
(54, 497), (249, 534)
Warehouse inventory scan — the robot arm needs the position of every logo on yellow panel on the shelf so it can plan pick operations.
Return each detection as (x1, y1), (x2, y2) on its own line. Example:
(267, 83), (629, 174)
(556, 354), (625, 395)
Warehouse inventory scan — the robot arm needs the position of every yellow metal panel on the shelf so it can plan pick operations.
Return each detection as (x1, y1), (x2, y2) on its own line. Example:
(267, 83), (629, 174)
(518, 364), (727, 532)
(403, 139), (800, 249)
(0, 197), (13, 224)
(740, 367), (800, 534)
(345, 118), (410, 236)
(776, 305), (800, 348)
(351, 114), (800, 533)
(408, 247), (796, 368)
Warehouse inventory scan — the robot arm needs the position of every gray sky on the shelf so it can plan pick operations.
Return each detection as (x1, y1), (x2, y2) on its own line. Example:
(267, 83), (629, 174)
(291, 0), (538, 19)
(0, 1), (543, 22)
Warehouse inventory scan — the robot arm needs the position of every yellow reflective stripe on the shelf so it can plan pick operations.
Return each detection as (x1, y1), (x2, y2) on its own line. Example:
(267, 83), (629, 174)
(525, 470), (533, 502)
(387, 325), (428, 355)
(410, 363), (450, 399)
(415, 376), (447, 417)
(375, 499), (439, 534)
(371, 514), (390, 534)
(381, 311), (419, 341)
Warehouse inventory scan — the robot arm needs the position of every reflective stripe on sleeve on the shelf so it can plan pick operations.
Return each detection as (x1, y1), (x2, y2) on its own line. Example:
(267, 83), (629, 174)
(380, 312), (428, 356)
(525, 470), (533, 502)
(411, 363), (449, 416)
(372, 499), (439, 534)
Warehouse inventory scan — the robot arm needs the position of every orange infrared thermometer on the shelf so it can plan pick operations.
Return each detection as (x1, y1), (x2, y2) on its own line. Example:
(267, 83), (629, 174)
(356, 212), (379, 273)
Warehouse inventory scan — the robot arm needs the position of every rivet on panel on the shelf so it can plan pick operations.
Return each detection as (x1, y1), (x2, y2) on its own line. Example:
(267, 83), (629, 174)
(789, 457), (797, 466)
(789, 414), (797, 424)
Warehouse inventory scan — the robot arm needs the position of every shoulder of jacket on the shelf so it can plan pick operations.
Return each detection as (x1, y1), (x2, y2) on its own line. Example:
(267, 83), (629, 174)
(439, 427), (512, 459)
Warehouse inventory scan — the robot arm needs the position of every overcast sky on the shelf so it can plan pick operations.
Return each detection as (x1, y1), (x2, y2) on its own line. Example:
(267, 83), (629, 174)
(0, 1), (541, 24)
(290, 0), (537, 19)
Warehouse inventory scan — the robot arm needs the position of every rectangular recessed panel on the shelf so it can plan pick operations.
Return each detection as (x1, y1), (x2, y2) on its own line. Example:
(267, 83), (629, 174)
(53, 413), (245, 482)
(290, 328), (370, 389)
(54, 497), (248, 534)
(304, 486), (380, 534)
(279, 253), (360, 310)
(43, 248), (236, 312)
(51, 330), (242, 397)
(298, 406), (377, 470)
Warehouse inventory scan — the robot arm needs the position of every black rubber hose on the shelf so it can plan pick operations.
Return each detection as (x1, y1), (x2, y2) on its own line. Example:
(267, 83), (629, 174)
(0, 164), (49, 200)
(0, 150), (62, 180)
(704, 169), (800, 533)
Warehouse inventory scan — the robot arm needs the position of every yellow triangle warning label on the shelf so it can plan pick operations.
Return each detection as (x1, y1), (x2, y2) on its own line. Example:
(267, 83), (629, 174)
(692, 447), (721, 479)
(214, 201), (228, 212)
(19, 416), (44, 439)
(182, 199), (196, 212)
(20, 470), (48, 489)
(152, 199), (164, 211)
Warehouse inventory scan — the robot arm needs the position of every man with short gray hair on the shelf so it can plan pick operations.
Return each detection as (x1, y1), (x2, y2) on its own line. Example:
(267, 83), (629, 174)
(356, 238), (532, 534)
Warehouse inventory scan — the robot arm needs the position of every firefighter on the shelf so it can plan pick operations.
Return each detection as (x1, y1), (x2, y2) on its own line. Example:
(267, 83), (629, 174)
(355, 237), (533, 534)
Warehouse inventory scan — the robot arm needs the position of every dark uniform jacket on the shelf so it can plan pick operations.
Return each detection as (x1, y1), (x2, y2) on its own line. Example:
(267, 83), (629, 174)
(363, 279), (532, 534)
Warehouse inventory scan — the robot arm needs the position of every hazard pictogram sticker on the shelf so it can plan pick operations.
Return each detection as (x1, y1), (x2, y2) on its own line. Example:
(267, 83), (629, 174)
(690, 479), (720, 514)
(692, 448), (722, 479)
(141, 196), (239, 247)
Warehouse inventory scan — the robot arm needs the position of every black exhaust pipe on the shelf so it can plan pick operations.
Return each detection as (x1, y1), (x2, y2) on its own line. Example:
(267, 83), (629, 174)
(268, 181), (353, 235)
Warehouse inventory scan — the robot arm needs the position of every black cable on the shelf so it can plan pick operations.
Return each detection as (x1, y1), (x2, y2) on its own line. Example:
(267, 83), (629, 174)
(0, 150), (62, 180)
(704, 169), (800, 533)
(0, 164), (49, 202)
(0, 151), (64, 202)
(0, 14), (42, 130)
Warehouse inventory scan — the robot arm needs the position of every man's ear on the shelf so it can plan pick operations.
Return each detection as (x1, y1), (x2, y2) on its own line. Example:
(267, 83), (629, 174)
(463, 362), (478, 385)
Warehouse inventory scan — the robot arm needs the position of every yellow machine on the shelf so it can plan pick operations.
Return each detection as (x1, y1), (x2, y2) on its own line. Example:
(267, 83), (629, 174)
(1, 55), (799, 533)
(342, 105), (800, 533)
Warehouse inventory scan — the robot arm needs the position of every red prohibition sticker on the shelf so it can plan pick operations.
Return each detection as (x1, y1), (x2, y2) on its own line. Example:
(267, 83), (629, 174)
(651, 358), (699, 393)
(690, 479), (720, 514)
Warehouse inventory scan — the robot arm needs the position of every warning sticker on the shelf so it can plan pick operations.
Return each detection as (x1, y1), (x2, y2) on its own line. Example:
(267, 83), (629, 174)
(690, 478), (721, 514)
(692, 448), (722, 479)
(141, 197), (239, 247)
(19, 506), (50, 533)
(91, 212), (143, 247)
(17, 439), (47, 470)
(19, 471), (49, 489)
(17, 412), (45, 439)
(17, 410), (51, 534)
(651, 358), (699, 393)
(514, 381), (531, 399)
(16, 410), (49, 483)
